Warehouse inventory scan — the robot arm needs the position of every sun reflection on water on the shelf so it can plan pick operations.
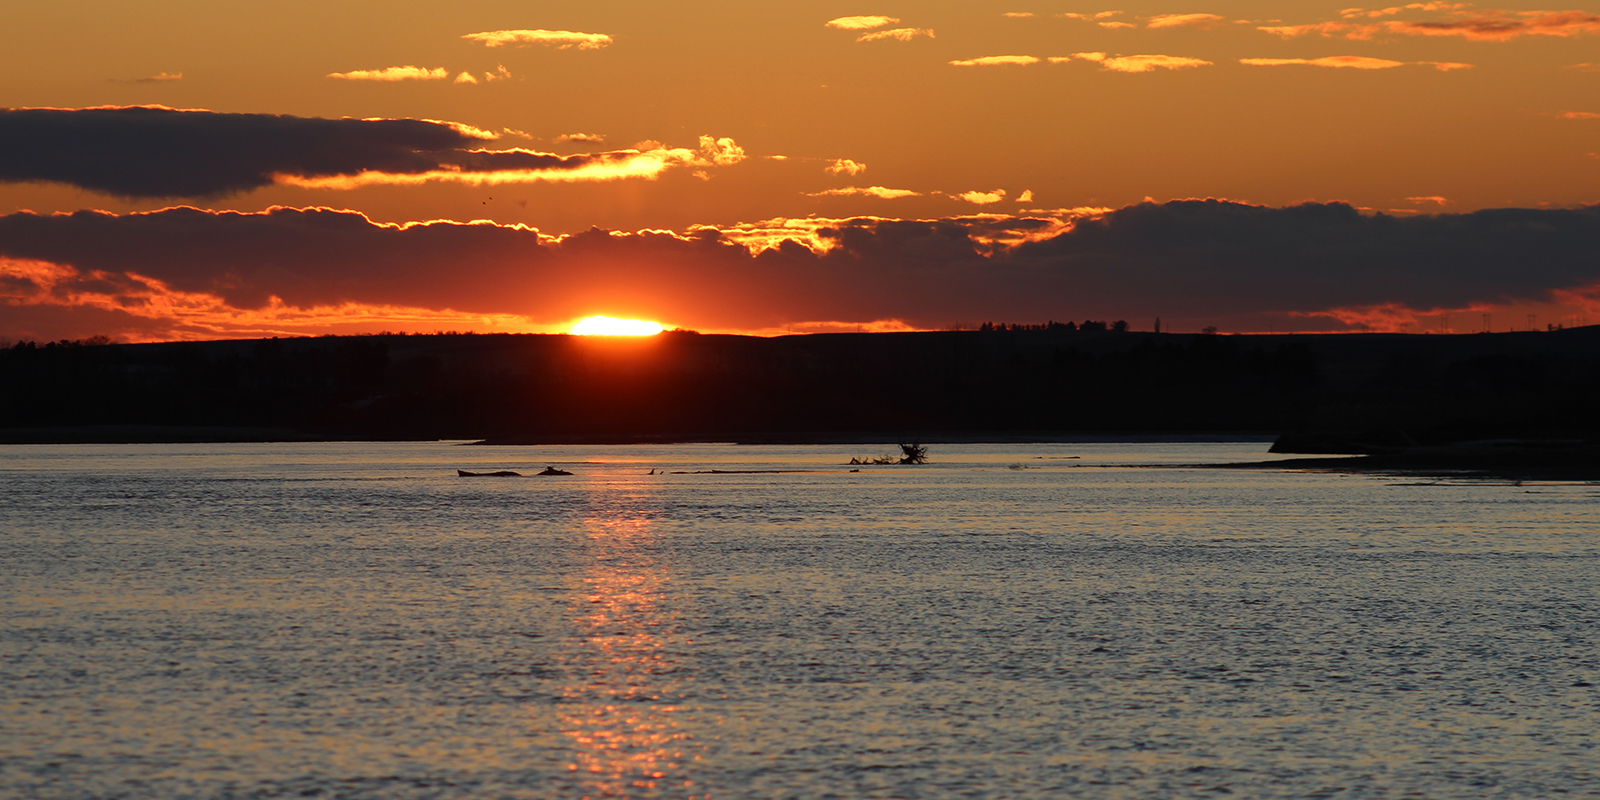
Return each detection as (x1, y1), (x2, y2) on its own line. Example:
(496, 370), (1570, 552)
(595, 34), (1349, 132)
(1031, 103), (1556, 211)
(556, 489), (703, 798)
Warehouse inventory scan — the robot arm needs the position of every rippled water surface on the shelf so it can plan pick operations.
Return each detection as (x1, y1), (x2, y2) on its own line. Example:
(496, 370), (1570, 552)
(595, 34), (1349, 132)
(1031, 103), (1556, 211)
(2, 442), (1597, 799)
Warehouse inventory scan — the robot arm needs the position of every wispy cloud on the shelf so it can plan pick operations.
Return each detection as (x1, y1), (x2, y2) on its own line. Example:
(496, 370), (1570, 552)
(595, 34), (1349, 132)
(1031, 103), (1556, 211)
(806, 186), (919, 198)
(462, 29), (612, 49)
(1016, 190), (1035, 203)
(327, 66), (450, 81)
(556, 133), (607, 144)
(1261, 10), (1600, 42)
(1340, 4), (1469, 20)
(0, 107), (742, 197)
(1407, 196), (1450, 205)
(950, 55), (1041, 66)
(1075, 53), (1213, 72)
(1390, 11), (1600, 40)
(1146, 13), (1228, 29)
(1099, 21), (1137, 28)
(1004, 12), (1035, 18)
(825, 159), (866, 176)
(826, 16), (898, 30)
(1561, 111), (1600, 119)
(1059, 12), (1124, 21)
(112, 71), (183, 84)
(1240, 56), (1406, 69)
(857, 27), (935, 42)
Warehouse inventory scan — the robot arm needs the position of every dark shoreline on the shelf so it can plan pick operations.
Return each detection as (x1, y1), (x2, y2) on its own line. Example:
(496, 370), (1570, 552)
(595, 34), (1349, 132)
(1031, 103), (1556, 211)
(5, 328), (1597, 454)
(0, 426), (1279, 446)
(1219, 448), (1600, 482)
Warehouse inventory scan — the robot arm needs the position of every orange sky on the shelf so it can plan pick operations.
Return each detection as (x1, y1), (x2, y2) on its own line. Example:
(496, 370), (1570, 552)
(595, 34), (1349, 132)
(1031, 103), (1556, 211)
(2, 1), (1599, 341)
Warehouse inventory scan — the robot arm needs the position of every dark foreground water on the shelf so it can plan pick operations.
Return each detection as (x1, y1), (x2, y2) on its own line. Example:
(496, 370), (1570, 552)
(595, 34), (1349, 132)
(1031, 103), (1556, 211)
(1, 442), (1596, 799)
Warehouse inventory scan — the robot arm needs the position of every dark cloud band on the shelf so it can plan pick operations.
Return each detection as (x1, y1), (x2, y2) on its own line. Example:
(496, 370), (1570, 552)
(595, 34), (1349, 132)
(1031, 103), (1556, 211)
(2, 201), (1598, 339)
(0, 107), (734, 198)
(0, 107), (492, 198)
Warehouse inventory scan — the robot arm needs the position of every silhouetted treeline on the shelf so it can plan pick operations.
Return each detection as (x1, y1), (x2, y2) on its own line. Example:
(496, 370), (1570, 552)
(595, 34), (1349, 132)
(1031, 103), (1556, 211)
(2, 327), (1597, 443)
(978, 320), (1128, 332)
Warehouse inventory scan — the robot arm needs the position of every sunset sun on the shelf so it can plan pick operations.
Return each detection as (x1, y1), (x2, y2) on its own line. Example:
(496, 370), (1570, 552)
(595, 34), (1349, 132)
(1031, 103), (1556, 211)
(570, 316), (665, 336)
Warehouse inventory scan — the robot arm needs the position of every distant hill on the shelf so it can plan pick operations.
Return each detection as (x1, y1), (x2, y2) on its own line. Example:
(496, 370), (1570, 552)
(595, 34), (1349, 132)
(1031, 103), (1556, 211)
(3, 327), (1598, 445)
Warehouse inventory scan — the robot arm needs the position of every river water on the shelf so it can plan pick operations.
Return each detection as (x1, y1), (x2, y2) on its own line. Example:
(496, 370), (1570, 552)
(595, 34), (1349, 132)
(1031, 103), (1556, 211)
(1, 442), (1596, 799)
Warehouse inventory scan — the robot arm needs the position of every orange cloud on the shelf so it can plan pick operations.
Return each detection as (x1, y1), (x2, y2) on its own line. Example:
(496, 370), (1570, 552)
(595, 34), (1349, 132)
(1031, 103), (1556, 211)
(1407, 196), (1450, 205)
(1078, 53), (1213, 72)
(1016, 190), (1035, 203)
(805, 186), (919, 199)
(117, 71), (183, 83)
(1240, 56), (1406, 69)
(958, 189), (1007, 204)
(950, 55), (1041, 66)
(1390, 11), (1600, 41)
(326, 66), (450, 81)
(556, 132), (607, 144)
(1147, 13), (1228, 29)
(1059, 11), (1124, 20)
(462, 30), (612, 49)
(1561, 111), (1600, 119)
(825, 159), (866, 176)
(856, 27), (934, 42)
(1004, 12), (1035, 18)
(278, 137), (745, 189)
(1100, 21), (1137, 28)
(1340, 4), (1469, 19)
(825, 16), (898, 30)
(454, 72), (478, 84)
(1263, 10), (1600, 41)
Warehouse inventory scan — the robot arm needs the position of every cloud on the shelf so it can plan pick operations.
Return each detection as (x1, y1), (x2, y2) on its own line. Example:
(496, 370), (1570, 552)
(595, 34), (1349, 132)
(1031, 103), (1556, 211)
(6, 201), (1600, 339)
(950, 55), (1041, 66)
(1146, 13), (1228, 29)
(1075, 53), (1213, 72)
(1240, 56), (1407, 69)
(1261, 10), (1600, 41)
(1004, 12), (1035, 18)
(1388, 11), (1600, 41)
(805, 186), (919, 198)
(826, 16), (898, 30)
(1568, 63), (1600, 71)
(1016, 190), (1035, 203)
(1561, 111), (1600, 119)
(1240, 54), (1471, 71)
(1340, 4), (1469, 19)
(114, 71), (182, 83)
(462, 30), (612, 49)
(1407, 196), (1450, 205)
(825, 159), (866, 176)
(856, 27), (935, 42)
(326, 66), (451, 81)
(556, 132), (607, 144)
(1099, 21), (1137, 28)
(0, 107), (741, 198)
(454, 72), (478, 84)
(1059, 12), (1125, 21)
(958, 189), (1007, 204)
